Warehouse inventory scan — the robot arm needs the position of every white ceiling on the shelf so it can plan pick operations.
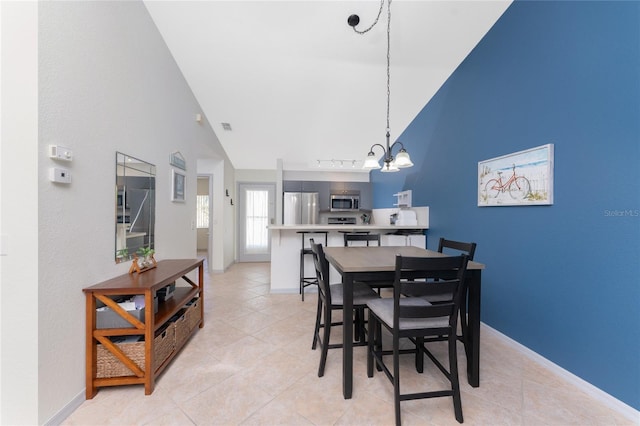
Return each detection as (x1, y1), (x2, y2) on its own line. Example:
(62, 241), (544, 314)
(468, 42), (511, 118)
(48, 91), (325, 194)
(144, 0), (511, 172)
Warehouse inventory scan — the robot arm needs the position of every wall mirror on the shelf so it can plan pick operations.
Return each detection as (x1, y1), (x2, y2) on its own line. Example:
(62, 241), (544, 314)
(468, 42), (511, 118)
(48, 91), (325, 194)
(115, 152), (156, 263)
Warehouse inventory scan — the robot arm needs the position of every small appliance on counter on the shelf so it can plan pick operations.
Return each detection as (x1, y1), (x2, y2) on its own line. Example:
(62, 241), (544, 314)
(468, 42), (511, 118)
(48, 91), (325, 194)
(392, 209), (417, 226)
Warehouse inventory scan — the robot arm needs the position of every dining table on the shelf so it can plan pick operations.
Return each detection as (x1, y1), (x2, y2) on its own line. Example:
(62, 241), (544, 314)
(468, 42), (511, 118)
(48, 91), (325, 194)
(323, 245), (485, 399)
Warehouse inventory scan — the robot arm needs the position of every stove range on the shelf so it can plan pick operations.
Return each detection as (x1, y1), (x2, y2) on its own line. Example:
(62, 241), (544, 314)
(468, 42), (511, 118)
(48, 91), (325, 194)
(328, 217), (357, 225)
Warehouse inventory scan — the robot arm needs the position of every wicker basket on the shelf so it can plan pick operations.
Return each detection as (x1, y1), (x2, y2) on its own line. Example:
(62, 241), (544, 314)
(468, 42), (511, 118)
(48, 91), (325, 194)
(96, 325), (175, 378)
(154, 324), (175, 370)
(174, 298), (201, 348)
(185, 298), (202, 330)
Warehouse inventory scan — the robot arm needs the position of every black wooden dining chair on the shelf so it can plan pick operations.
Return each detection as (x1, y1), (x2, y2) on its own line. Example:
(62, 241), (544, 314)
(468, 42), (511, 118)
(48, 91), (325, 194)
(344, 233), (391, 296)
(404, 237), (476, 349)
(309, 240), (379, 377)
(366, 254), (469, 425)
(438, 238), (476, 261)
(437, 238), (476, 346)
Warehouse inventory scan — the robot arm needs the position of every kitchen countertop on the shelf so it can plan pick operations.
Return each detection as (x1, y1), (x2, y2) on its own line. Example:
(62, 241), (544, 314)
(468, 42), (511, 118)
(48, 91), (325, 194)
(268, 224), (427, 231)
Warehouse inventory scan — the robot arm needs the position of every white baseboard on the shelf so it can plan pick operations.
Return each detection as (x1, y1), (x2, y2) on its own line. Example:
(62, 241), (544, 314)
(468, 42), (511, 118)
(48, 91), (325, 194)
(269, 288), (300, 294)
(43, 389), (85, 426)
(481, 323), (640, 423)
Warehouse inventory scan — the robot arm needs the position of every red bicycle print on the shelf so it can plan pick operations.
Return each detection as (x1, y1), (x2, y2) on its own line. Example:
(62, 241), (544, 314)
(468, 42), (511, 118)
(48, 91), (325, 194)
(483, 164), (532, 201)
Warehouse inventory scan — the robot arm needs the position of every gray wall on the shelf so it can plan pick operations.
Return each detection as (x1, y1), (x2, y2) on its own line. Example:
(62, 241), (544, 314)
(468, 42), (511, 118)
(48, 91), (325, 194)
(2, 2), (234, 424)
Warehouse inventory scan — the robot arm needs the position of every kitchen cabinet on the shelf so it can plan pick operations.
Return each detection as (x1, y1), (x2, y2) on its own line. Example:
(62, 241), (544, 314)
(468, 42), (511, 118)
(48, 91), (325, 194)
(381, 232), (426, 248)
(358, 183), (373, 211)
(300, 180), (324, 193)
(381, 234), (406, 246)
(284, 180), (371, 211)
(284, 180), (330, 194)
(407, 234), (426, 248)
(330, 181), (368, 194)
(317, 182), (332, 211)
(329, 181), (350, 193)
(283, 180), (302, 192)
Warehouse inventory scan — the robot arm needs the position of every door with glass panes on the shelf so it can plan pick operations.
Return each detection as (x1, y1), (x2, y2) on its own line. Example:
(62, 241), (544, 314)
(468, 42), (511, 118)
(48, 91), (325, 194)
(238, 183), (275, 262)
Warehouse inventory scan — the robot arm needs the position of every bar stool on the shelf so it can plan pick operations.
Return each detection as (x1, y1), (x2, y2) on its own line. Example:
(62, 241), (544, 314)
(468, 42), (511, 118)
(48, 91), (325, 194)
(298, 231), (328, 301)
(338, 230), (370, 238)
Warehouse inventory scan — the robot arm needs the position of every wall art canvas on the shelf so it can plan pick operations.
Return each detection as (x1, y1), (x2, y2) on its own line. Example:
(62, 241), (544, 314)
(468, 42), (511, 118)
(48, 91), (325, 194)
(171, 169), (186, 202)
(478, 144), (554, 206)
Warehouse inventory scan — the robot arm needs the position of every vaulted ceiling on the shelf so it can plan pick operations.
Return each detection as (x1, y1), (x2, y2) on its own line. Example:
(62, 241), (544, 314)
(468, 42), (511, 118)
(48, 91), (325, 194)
(144, 1), (511, 172)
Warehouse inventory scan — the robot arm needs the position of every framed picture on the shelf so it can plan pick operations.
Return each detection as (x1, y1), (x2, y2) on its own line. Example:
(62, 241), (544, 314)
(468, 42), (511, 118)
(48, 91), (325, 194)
(478, 144), (554, 206)
(171, 169), (186, 202)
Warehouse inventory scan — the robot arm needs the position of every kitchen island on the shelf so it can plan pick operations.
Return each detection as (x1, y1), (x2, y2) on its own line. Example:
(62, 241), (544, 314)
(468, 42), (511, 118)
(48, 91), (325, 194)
(269, 223), (428, 293)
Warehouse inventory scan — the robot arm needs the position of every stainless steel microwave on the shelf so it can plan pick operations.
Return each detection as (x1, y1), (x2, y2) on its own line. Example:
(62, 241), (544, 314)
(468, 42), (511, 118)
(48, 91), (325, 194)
(330, 194), (360, 212)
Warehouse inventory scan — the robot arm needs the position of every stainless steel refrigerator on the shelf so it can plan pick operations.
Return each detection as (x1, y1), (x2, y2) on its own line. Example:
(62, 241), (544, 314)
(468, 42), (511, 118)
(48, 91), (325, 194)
(283, 192), (319, 225)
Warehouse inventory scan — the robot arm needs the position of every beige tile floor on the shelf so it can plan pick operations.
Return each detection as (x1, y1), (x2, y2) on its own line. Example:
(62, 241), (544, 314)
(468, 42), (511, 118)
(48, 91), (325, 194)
(64, 261), (635, 425)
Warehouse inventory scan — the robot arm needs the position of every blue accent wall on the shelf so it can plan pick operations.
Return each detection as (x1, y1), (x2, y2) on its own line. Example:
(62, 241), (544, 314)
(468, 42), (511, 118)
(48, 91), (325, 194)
(372, 0), (640, 409)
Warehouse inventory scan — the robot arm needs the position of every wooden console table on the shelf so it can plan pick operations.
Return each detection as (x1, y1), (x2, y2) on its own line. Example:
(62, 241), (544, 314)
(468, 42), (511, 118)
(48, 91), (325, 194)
(83, 258), (204, 398)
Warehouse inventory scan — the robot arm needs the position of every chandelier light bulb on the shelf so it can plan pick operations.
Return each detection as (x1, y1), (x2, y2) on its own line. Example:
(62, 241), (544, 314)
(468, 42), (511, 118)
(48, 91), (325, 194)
(380, 161), (399, 173)
(394, 149), (413, 168)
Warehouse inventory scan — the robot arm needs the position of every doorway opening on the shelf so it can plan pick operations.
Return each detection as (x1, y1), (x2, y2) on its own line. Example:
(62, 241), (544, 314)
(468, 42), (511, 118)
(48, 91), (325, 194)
(197, 175), (212, 270)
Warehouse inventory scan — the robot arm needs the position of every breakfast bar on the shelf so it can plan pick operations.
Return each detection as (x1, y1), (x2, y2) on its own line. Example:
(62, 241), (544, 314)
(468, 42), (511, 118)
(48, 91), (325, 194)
(269, 223), (428, 293)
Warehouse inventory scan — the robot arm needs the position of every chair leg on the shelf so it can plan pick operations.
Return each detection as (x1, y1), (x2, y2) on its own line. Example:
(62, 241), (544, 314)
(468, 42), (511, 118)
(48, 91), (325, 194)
(393, 334), (402, 426)
(318, 305), (331, 377)
(449, 334), (464, 423)
(355, 307), (367, 343)
(367, 313), (375, 378)
(459, 299), (468, 344)
(312, 297), (322, 350)
(299, 250), (305, 301)
(415, 336), (424, 373)
(375, 320), (383, 372)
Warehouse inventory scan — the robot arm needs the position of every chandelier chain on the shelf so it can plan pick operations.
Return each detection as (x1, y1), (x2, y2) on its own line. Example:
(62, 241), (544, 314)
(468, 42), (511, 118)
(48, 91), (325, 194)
(351, 0), (385, 35)
(351, 0), (411, 172)
(350, 0), (392, 134)
(386, 0), (391, 133)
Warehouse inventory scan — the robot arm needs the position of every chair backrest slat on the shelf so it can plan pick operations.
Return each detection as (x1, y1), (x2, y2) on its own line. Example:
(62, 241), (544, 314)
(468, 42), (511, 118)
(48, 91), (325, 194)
(401, 281), (457, 298)
(310, 239), (331, 304)
(438, 238), (476, 260)
(400, 303), (453, 319)
(393, 255), (468, 328)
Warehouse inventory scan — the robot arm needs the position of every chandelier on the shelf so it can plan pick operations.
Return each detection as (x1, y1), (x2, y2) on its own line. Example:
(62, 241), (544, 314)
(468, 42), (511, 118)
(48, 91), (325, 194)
(348, 0), (413, 173)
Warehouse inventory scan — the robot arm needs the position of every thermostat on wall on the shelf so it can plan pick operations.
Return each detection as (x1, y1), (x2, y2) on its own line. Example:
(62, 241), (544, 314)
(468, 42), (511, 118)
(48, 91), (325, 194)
(49, 167), (71, 184)
(48, 145), (73, 161)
